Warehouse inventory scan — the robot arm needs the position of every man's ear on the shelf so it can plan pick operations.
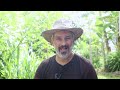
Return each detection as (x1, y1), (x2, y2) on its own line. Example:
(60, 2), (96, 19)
(51, 42), (54, 46)
(51, 37), (54, 46)
(73, 40), (75, 45)
(51, 34), (55, 46)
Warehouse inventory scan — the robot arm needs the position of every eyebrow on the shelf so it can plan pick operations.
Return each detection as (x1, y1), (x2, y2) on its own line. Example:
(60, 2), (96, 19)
(52, 31), (74, 39)
(54, 34), (72, 38)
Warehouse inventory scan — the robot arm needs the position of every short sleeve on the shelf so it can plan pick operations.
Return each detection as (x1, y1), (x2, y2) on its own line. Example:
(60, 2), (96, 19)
(84, 62), (98, 79)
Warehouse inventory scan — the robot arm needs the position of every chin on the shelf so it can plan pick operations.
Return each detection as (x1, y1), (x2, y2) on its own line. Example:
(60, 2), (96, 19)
(56, 49), (72, 59)
(57, 52), (69, 59)
(59, 55), (68, 59)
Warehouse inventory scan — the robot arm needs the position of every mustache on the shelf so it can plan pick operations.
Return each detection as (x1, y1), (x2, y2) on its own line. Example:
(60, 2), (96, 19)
(59, 45), (68, 50)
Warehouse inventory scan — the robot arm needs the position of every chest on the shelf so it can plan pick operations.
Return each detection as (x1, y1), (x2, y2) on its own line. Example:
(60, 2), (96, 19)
(44, 60), (83, 79)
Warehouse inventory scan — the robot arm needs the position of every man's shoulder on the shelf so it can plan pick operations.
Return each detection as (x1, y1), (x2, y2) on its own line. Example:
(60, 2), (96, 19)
(40, 55), (55, 65)
(74, 54), (95, 72)
(74, 54), (91, 65)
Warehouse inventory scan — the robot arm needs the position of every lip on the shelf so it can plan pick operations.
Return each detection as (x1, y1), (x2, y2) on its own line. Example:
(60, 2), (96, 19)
(60, 48), (67, 51)
(59, 46), (68, 50)
(59, 48), (68, 53)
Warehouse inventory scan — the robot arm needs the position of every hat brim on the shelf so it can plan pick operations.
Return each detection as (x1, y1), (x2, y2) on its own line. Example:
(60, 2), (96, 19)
(42, 28), (83, 44)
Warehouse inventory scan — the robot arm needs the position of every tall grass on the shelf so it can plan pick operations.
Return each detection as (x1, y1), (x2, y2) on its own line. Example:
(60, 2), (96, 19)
(0, 43), (44, 79)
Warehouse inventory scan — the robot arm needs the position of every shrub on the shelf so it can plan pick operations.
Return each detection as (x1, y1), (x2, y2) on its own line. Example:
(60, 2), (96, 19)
(93, 57), (102, 71)
(105, 51), (120, 72)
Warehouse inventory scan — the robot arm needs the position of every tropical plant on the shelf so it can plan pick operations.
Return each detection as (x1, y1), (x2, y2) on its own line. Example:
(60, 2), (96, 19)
(105, 51), (120, 72)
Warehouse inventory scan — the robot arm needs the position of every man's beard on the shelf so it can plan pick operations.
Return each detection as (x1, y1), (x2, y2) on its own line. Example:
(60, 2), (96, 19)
(56, 45), (73, 59)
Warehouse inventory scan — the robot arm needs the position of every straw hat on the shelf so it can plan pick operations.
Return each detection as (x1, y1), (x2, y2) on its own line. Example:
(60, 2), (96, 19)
(41, 19), (83, 44)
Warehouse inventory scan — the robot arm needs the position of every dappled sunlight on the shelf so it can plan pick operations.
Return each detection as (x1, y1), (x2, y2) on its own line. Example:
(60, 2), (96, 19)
(0, 11), (120, 79)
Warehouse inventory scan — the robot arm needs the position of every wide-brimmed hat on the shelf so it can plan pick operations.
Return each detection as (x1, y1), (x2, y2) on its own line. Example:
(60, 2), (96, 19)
(41, 19), (83, 44)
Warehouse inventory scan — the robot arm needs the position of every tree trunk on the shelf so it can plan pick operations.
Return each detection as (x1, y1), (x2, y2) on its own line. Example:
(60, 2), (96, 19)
(102, 37), (106, 70)
(103, 30), (111, 54)
(99, 11), (106, 70)
(117, 11), (120, 51)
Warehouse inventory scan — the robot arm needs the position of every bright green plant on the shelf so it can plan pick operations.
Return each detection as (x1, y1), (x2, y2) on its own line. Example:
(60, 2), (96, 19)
(105, 51), (120, 72)
(0, 11), (65, 79)
(92, 57), (102, 70)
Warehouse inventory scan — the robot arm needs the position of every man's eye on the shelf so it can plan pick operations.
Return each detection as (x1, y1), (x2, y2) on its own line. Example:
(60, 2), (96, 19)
(66, 37), (71, 40)
(56, 38), (61, 40)
(66, 37), (70, 39)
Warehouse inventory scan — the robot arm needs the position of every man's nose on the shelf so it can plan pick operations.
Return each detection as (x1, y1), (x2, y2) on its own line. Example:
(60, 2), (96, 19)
(61, 39), (66, 46)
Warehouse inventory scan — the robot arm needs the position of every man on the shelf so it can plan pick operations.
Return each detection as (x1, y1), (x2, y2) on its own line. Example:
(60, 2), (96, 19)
(34, 19), (98, 79)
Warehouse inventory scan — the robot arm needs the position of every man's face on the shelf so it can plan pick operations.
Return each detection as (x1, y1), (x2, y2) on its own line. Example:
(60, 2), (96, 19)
(52, 30), (74, 59)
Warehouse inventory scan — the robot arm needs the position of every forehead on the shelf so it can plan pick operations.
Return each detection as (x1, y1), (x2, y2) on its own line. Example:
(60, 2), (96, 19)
(54, 30), (72, 37)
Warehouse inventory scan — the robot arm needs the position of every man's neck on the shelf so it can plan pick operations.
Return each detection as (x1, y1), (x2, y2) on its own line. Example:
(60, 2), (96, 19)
(55, 53), (74, 66)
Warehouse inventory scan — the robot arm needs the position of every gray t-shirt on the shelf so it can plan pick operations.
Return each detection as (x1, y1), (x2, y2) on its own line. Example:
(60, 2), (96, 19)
(34, 54), (98, 79)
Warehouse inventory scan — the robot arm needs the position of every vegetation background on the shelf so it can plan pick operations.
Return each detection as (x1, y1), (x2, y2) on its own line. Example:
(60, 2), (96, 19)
(0, 11), (120, 79)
